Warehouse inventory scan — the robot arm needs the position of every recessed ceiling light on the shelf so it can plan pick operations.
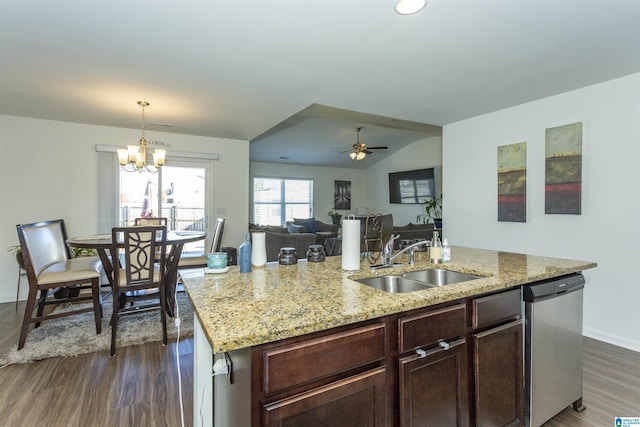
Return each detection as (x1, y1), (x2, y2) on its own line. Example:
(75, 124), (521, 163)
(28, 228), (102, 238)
(395, 0), (426, 15)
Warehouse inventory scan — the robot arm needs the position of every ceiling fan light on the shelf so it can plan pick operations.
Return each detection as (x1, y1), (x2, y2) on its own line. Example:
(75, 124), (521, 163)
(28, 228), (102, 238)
(395, 0), (426, 15)
(349, 151), (357, 160)
(356, 151), (366, 161)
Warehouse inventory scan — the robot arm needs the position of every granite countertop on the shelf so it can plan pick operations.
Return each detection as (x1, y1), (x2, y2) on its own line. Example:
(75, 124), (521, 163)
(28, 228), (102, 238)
(181, 246), (596, 353)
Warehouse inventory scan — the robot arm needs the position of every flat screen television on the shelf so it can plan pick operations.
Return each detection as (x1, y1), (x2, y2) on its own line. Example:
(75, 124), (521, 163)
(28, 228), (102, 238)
(389, 168), (436, 204)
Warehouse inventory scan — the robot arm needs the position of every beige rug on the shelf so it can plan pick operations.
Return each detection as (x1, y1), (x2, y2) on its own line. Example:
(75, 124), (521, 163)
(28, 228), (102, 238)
(0, 292), (194, 366)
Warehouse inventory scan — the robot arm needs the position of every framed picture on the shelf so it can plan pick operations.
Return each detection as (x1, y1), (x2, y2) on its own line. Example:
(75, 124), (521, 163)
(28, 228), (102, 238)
(334, 180), (351, 210)
(498, 142), (527, 222)
(545, 122), (582, 215)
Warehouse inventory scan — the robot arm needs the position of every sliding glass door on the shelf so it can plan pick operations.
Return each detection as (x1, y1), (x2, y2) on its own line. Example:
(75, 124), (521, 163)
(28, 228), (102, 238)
(118, 160), (212, 253)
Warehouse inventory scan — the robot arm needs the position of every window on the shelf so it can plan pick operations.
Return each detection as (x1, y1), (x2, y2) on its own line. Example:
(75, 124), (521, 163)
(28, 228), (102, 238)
(118, 161), (210, 253)
(253, 177), (313, 225)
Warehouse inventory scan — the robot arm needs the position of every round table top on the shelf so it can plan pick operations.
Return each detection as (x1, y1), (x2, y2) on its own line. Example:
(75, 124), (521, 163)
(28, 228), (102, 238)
(67, 230), (206, 249)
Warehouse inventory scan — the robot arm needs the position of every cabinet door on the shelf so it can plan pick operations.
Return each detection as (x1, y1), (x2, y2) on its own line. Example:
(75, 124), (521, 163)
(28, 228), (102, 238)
(399, 339), (468, 427)
(473, 319), (524, 427)
(263, 367), (387, 427)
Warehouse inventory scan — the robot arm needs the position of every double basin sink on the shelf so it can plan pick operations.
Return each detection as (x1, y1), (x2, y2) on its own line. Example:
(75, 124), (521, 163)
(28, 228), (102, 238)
(356, 269), (481, 293)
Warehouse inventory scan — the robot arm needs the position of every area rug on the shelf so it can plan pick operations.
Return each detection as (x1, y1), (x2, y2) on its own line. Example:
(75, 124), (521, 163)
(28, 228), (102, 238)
(0, 292), (194, 366)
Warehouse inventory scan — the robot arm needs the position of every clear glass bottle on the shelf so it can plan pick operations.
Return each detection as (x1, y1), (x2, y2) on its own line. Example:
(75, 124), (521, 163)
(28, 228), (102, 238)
(306, 244), (326, 262)
(430, 231), (442, 264)
(442, 238), (451, 263)
(278, 247), (298, 265)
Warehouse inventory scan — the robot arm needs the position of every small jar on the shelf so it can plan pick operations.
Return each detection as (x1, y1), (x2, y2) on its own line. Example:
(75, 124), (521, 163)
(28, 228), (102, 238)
(278, 247), (298, 265)
(306, 244), (326, 262)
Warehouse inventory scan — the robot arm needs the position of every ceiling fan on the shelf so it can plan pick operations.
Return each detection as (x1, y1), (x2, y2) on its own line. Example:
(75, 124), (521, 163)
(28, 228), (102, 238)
(347, 127), (388, 161)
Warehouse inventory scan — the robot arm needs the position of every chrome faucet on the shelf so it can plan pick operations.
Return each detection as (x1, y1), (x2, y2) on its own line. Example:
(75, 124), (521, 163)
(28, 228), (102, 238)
(372, 236), (429, 269)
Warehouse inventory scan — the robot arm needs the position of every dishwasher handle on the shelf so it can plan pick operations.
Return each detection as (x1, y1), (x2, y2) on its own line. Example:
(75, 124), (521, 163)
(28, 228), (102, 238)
(523, 273), (584, 302)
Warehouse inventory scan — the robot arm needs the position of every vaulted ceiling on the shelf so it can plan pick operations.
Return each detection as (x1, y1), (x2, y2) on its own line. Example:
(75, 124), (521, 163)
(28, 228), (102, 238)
(1, 0), (639, 169)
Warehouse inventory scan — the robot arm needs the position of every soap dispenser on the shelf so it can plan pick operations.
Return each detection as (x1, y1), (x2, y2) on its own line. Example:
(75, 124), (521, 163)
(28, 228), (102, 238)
(442, 238), (451, 263)
(430, 231), (442, 264)
(239, 232), (252, 273)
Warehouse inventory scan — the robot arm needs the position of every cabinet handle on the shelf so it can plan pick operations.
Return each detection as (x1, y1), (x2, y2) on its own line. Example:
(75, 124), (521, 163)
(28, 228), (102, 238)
(474, 319), (523, 339)
(417, 338), (466, 358)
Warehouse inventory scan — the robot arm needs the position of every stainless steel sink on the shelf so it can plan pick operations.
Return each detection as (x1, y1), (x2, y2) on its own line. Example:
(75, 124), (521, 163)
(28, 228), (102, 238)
(356, 275), (432, 293)
(402, 269), (480, 287)
(357, 269), (481, 293)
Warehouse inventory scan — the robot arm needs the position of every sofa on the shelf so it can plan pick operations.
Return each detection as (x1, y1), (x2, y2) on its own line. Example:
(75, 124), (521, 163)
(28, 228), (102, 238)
(392, 223), (438, 244)
(249, 218), (339, 262)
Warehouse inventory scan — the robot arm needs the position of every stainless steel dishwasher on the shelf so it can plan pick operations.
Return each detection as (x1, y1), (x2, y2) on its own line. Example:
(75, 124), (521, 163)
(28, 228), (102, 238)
(523, 273), (586, 427)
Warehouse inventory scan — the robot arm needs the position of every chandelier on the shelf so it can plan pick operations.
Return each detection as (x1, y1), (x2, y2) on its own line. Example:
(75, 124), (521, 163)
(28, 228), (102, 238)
(117, 101), (166, 173)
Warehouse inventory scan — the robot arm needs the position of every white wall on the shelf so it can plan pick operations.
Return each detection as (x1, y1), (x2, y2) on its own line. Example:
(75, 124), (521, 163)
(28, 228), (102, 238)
(0, 115), (249, 303)
(250, 161), (367, 224)
(364, 136), (442, 225)
(443, 73), (640, 351)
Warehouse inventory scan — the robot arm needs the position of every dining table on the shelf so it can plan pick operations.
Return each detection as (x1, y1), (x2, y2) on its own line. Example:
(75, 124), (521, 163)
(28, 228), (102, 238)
(67, 230), (206, 317)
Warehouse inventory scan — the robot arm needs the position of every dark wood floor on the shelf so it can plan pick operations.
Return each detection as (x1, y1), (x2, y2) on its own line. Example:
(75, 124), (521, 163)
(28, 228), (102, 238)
(1, 301), (638, 426)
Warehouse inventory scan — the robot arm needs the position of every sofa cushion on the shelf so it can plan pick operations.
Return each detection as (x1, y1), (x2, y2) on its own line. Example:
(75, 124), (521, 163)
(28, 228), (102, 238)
(300, 219), (319, 234)
(286, 222), (306, 234)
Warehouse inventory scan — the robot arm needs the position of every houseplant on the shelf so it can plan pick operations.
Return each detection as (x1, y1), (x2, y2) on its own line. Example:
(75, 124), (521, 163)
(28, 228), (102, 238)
(416, 194), (443, 227)
(7, 244), (25, 269)
(328, 210), (342, 225)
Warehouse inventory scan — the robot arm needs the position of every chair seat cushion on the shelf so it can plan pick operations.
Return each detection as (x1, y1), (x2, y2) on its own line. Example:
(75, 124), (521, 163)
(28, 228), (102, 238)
(117, 266), (163, 285)
(38, 256), (102, 285)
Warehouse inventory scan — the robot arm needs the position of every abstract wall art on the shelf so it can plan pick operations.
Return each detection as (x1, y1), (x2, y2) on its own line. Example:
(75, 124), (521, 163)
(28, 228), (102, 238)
(498, 142), (527, 222)
(545, 122), (582, 215)
(334, 180), (351, 210)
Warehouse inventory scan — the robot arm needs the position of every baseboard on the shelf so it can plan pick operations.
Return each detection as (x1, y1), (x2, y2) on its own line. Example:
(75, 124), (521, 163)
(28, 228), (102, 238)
(583, 327), (640, 353)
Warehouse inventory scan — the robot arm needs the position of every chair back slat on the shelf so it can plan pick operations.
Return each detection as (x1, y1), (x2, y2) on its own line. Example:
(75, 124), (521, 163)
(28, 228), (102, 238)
(111, 225), (167, 288)
(17, 219), (70, 278)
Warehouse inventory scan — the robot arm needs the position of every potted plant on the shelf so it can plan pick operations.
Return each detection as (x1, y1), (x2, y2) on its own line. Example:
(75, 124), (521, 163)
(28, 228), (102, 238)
(416, 194), (443, 227)
(7, 244), (25, 270)
(328, 210), (342, 225)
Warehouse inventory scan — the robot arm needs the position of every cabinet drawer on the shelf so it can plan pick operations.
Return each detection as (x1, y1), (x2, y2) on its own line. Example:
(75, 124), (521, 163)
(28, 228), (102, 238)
(399, 303), (466, 354)
(472, 288), (521, 330)
(263, 323), (386, 395)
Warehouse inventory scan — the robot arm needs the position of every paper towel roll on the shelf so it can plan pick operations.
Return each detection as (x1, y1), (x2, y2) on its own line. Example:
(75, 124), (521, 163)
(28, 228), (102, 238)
(341, 218), (361, 271)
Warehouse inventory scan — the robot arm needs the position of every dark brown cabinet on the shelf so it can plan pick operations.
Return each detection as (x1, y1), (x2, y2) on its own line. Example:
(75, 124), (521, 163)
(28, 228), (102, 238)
(471, 289), (524, 427)
(397, 303), (469, 426)
(263, 367), (387, 427)
(251, 289), (524, 427)
(399, 339), (468, 426)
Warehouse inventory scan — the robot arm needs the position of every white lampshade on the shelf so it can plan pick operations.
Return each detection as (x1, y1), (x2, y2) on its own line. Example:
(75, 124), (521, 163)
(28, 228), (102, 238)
(117, 149), (129, 166)
(153, 149), (166, 167)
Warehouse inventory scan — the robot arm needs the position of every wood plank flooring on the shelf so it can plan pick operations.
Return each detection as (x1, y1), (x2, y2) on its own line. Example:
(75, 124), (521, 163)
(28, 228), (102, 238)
(1, 301), (639, 426)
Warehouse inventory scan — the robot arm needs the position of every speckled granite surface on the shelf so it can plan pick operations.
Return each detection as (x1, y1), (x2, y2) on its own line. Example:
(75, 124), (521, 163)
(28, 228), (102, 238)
(181, 246), (596, 353)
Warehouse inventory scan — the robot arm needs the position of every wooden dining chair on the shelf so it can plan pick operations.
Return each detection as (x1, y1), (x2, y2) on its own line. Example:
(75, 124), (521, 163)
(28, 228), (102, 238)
(16, 219), (103, 350)
(109, 225), (168, 356)
(178, 217), (225, 268)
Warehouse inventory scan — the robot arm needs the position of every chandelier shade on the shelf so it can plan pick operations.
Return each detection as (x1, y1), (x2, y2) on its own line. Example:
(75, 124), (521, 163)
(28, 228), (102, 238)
(117, 101), (166, 173)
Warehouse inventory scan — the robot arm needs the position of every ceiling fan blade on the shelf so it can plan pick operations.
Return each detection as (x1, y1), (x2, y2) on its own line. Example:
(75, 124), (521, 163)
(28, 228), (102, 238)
(366, 146), (388, 150)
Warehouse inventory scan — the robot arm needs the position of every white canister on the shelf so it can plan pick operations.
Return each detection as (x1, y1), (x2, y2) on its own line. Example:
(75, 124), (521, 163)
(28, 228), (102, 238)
(251, 231), (267, 267)
(341, 217), (361, 271)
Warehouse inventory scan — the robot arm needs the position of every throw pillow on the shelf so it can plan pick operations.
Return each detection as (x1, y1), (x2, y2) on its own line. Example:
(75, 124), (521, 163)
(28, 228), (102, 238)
(293, 217), (315, 225)
(286, 222), (306, 234)
(301, 219), (319, 234)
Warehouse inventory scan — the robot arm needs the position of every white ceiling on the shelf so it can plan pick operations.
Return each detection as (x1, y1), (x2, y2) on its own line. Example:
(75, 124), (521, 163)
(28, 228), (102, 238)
(1, 0), (639, 168)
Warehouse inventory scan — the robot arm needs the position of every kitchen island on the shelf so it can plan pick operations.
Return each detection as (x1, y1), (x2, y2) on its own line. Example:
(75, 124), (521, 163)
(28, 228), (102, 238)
(182, 246), (596, 427)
